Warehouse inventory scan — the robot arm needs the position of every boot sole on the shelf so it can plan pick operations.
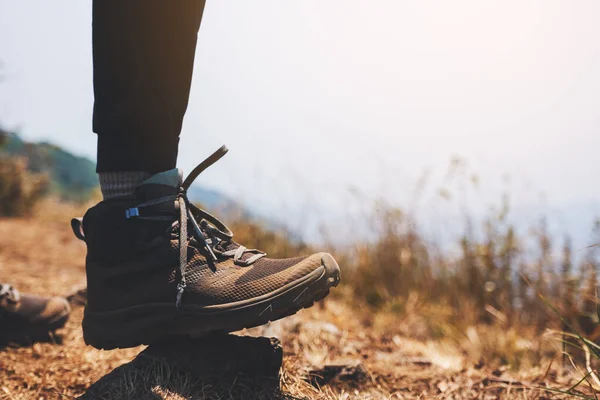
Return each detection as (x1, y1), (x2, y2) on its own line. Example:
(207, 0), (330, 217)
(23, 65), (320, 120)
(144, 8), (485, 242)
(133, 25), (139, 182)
(83, 253), (341, 350)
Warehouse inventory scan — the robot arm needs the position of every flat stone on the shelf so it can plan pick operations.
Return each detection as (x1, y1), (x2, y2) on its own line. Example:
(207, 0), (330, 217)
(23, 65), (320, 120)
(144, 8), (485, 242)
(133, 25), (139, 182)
(80, 334), (285, 400)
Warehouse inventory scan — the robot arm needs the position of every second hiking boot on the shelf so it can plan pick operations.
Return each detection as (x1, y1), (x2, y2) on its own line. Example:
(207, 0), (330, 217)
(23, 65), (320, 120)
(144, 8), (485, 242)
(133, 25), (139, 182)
(74, 146), (341, 350)
(0, 283), (71, 343)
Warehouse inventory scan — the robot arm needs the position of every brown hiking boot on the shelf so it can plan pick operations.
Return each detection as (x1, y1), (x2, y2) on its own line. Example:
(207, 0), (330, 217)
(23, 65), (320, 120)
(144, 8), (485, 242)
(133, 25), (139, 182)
(0, 283), (71, 343)
(73, 146), (340, 350)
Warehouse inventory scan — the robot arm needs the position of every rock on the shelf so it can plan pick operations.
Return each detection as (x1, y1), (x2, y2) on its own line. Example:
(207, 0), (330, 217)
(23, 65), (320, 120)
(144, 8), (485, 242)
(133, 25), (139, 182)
(80, 334), (286, 400)
(306, 361), (369, 387)
(302, 321), (341, 336)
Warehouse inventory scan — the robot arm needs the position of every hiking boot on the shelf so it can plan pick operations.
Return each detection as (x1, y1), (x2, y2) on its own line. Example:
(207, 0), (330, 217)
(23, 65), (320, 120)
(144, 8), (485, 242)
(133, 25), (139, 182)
(0, 283), (71, 343)
(73, 146), (340, 350)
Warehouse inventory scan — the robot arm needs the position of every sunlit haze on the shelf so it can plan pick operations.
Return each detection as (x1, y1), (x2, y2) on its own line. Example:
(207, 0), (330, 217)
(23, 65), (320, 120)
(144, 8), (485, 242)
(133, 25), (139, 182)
(1, 1), (600, 242)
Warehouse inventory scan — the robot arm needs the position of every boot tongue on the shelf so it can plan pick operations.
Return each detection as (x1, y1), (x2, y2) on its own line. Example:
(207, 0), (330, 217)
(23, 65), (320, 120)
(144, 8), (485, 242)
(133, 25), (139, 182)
(135, 168), (183, 201)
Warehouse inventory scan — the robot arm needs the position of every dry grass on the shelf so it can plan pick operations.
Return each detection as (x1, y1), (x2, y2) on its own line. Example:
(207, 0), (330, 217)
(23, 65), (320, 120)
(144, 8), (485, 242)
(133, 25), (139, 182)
(0, 155), (48, 217)
(0, 199), (597, 399)
(0, 200), (586, 400)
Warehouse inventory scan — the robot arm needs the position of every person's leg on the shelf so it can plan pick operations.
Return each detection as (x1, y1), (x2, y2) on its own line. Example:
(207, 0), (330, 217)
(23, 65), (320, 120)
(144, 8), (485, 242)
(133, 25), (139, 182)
(79, 1), (341, 350)
(93, 0), (206, 197)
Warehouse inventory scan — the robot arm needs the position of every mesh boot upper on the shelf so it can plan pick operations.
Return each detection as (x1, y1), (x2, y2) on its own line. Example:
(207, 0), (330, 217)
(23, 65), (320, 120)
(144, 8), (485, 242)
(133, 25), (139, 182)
(83, 195), (324, 311)
(82, 148), (326, 312)
(181, 245), (322, 305)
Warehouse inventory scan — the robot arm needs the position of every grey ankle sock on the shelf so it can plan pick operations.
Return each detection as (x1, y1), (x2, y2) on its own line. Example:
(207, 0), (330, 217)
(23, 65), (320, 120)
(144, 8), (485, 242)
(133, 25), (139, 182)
(99, 171), (151, 200)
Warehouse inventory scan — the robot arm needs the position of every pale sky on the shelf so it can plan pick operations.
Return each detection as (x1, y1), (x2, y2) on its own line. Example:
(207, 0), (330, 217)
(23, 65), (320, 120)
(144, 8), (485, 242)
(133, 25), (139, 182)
(1, 1), (600, 237)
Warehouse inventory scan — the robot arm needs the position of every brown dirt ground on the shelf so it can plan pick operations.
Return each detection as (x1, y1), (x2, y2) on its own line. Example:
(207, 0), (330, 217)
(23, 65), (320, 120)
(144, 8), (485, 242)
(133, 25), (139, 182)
(0, 201), (594, 399)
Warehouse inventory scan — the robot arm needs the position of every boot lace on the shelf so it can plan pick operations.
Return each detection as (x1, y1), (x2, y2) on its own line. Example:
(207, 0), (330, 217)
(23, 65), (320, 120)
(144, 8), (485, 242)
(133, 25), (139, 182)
(125, 146), (266, 308)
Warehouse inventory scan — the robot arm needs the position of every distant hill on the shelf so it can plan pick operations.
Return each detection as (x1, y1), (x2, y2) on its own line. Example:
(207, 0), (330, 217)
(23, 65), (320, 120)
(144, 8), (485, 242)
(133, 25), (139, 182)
(0, 130), (251, 213)
(187, 185), (253, 219)
(0, 130), (98, 201)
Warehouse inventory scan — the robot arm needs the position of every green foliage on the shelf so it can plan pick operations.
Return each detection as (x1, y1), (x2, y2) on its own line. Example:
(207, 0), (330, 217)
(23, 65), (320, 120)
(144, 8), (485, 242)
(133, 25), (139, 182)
(0, 130), (98, 201)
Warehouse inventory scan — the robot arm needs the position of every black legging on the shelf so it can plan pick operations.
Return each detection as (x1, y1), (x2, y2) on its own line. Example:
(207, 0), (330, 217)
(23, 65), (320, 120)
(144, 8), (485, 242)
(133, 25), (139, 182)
(92, 0), (206, 173)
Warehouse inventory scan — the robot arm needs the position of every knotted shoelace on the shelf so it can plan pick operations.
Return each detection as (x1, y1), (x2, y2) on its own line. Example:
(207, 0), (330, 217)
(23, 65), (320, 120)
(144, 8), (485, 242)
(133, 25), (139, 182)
(125, 146), (266, 308)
